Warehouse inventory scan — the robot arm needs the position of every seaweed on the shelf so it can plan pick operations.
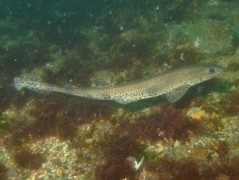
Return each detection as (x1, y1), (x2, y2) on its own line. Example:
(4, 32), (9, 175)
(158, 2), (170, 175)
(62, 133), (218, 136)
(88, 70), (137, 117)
(95, 156), (135, 180)
(14, 149), (45, 170)
(145, 157), (201, 180)
(0, 163), (7, 180)
(95, 102), (203, 179)
(95, 130), (142, 179)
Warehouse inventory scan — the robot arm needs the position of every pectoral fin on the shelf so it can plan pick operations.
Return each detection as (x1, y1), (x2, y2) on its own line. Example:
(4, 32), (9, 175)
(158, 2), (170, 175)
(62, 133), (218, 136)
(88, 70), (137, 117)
(165, 85), (190, 103)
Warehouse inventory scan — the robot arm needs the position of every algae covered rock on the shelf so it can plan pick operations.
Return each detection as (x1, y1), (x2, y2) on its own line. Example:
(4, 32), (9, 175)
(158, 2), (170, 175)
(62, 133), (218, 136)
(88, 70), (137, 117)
(166, 20), (233, 56)
(186, 20), (233, 55)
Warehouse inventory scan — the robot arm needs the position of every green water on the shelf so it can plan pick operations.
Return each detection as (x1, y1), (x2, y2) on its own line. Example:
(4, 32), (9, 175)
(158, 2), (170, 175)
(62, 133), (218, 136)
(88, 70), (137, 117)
(0, 0), (239, 179)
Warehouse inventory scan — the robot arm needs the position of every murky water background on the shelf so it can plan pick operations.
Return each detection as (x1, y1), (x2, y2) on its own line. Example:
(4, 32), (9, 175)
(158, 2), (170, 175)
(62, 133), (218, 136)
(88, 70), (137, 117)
(0, 0), (239, 179)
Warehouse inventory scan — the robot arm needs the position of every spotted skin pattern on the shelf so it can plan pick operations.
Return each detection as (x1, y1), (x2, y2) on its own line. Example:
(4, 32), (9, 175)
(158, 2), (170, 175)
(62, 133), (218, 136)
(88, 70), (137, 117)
(14, 64), (224, 104)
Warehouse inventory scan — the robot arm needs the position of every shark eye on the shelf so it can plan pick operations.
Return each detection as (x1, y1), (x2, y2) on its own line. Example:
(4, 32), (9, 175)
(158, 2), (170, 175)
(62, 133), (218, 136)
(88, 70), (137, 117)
(209, 68), (215, 73)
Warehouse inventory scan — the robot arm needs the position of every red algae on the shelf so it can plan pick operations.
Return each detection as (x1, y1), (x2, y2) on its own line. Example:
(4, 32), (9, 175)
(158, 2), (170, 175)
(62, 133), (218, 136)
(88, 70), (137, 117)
(132, 103), (202, 143)
(95, 132), (141, 179)
(202, 162), (232, 179)
(0, 164), (7, 180)
(219, 90), (239, 115)
(136, 103), (185, 142)
(145, 157), (175, 180)
(212, 141), (229, 160)
(95, 156), (135, 180)
(95, 103), (205, 179)
(14, 149), (45, 170)
(145, 157), (201, 180)
(10, 93), (115, 146)
(145, 155), (239, 179)
(174, 159), (201, 180)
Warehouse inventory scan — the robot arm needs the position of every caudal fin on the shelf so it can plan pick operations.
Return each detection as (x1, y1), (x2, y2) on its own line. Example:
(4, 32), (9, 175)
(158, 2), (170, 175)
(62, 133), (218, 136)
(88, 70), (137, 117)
(13, 77), (63, 94)
(13, 77), (25, 91)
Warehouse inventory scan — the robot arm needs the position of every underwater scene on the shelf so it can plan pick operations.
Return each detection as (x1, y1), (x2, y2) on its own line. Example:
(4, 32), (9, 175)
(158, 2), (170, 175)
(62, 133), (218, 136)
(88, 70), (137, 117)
(0, 0), (239, 179)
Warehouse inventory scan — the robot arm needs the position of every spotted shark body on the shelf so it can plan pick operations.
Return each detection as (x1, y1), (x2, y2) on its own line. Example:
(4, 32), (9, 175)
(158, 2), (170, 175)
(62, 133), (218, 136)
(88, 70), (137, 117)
(14, 64), (224, 104)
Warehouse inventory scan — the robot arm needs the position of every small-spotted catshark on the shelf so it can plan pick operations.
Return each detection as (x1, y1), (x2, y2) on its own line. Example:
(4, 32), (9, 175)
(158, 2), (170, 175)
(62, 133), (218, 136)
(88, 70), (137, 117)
(14, 64), (224, 104)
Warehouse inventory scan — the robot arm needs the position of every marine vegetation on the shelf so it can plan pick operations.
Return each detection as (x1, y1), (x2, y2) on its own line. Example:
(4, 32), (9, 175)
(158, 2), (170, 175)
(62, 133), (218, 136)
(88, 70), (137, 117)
(0, 0), (239, 179)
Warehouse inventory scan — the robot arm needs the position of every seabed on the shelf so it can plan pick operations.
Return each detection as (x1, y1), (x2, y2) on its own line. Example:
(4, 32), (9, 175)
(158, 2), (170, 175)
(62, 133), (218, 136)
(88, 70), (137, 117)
(0, 0), (239, 179)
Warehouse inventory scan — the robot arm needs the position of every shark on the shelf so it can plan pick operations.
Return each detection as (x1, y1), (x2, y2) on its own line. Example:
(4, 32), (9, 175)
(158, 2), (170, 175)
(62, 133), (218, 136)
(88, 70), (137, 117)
(14, 64), (224, 104)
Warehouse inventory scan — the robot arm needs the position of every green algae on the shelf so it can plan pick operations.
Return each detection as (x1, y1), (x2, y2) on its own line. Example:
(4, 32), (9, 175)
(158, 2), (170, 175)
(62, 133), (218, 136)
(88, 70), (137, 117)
(0, 118), (9, 132)
(215, 80), (233, 93)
